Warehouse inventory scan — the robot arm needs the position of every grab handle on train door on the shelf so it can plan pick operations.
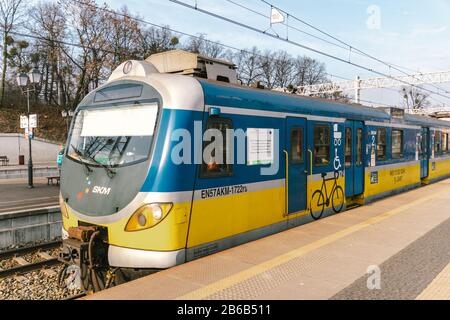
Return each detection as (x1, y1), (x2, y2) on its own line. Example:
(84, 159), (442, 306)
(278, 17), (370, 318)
(308, 149), (313, 176)
(307, 149), (313, 212)
(283, 150), (288, 217)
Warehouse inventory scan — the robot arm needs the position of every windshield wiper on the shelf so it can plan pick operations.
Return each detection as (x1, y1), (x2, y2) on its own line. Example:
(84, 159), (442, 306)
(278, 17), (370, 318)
(71, 144), (93, 176)
(92, 158), (117, 179)
(71, 144), (116, 179)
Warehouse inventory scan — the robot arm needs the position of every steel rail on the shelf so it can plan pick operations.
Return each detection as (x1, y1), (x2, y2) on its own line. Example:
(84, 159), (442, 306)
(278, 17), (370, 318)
(0, 240), (62, 259)
(0, 258), (62, 278)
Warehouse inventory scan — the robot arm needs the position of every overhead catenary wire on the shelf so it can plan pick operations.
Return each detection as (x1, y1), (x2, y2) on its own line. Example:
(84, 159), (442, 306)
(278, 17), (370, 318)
(357, 98), (397, 108)
(258, 0), (419, 74)
(16, 24), (385, 106)
(225, 0), (450, 98)
(169, 0), (450, 102)
(71, 0), (450, 108)
(68, 0), (354, 84)
(68, 0), (263, 60)
(7, 0), (353, 93)
(13, 0), (442, 109)
(257, 0), (450, 95)
(6, 29), (118, 55)
(224, 0), (351, 51)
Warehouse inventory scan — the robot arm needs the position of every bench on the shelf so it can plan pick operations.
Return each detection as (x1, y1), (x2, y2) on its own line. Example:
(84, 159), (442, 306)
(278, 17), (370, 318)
(0, 156), (9, 166)
(47, 176), (60, 186)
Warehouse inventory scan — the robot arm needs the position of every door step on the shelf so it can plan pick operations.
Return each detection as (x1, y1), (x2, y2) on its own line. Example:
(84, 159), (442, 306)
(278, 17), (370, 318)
(346, 203), (361, 211)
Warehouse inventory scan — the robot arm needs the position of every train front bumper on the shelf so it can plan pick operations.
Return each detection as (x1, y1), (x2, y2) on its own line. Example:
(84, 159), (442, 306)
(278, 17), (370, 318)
(107, 246), (186, 269)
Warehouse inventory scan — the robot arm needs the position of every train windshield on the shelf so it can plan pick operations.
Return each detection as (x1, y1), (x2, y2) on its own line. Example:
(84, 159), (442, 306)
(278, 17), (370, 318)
(67, 103), (158, 168)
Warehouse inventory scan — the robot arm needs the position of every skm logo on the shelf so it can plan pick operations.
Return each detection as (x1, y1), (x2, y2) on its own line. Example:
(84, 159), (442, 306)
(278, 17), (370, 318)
(92, 186), (111, 195)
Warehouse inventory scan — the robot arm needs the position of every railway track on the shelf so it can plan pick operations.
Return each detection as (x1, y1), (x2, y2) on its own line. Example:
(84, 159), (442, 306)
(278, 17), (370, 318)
(0, 241), (62, 278)
(0, 240), (87, 300)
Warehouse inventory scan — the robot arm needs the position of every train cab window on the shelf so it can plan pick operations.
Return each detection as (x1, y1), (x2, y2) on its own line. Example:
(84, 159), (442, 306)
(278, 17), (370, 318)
(345, 127), (352, 167)
(435, 131), (442, 154)
(443, 133), (448, 153)
(392, 129), (404, 159)
(356, 128), (363, 166)
(313, 124), (330, 166)
(376, 128), (387, 161)
(290, 128), (304, 164)
(200, 116), (233, 178)
(94, 83), (143, 102)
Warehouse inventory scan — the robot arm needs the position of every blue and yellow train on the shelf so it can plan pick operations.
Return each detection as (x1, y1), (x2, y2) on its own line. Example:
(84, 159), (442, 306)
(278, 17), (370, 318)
(58, 59), (450, 291)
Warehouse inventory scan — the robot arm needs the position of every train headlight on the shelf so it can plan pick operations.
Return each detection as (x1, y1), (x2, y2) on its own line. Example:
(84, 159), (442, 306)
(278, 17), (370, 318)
(125, 203), (173, 232)
(137, 213), (147, 227)
(151, 204), (163, 220)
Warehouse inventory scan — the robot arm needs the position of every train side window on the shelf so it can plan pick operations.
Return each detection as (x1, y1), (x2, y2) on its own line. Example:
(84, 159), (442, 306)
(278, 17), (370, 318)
(200, 116), (233, 178)
(313, 124), (330, 166)
(376, 128), (387, 161)
(290, 128), (304, 164)
(345, 127), (352, 167)
(443, 133), (448, 153)
(418, 134), (423, 157)
(356, 128), (363, 166)
(392, 129), (404, 159)
(435, 131), (442, 154)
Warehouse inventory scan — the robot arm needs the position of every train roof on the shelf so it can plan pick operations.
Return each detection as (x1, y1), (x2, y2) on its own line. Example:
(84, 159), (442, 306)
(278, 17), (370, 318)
(404, 113), (450, 128)
(198, 79), (450, 129)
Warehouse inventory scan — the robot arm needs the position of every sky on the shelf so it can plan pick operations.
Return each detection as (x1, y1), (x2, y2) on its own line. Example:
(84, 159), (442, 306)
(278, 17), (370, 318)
(106, 0), (450, 108)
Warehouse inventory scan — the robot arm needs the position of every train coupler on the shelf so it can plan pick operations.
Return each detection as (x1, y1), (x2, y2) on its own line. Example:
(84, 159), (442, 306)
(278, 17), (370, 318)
(58, 226), (109, 292)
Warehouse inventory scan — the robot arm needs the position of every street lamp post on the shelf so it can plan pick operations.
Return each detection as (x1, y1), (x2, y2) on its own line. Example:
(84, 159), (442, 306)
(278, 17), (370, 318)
(61, 109), (74, 138)
(17, 68), (42, 189)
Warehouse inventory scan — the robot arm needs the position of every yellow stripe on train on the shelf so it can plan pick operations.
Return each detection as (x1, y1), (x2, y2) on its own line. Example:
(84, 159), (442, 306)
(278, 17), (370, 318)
(60, 160), (450, 253)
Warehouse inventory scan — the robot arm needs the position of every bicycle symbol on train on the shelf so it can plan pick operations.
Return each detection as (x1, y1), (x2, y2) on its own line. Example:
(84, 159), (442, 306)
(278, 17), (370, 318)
(309, 124), (345, 220)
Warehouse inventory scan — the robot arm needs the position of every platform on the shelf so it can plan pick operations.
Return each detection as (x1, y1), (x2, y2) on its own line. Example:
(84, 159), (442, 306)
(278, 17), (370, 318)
(87, 179), (450, 300)
(0, 163), (59, 180)
(0, 178), (60, 214)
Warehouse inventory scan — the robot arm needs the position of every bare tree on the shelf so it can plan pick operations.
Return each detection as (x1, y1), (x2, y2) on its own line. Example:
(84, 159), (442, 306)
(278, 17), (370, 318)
(137, 25), (179, 58)
(29, 2), (67, 107)
(259, 50), (276, 89)
(61, 0), (112, 108)
(401, 86), (430, 111)
(233, 47), (261, 86)
(0, 0), (25, 107)
(293, 56), (328, 86)
(184, 33), (223, 58)
(0, 0), (342, 119)
(8, 39), (30, 71)
(273, 50), (294, 89)
(107, 6), (141, 67)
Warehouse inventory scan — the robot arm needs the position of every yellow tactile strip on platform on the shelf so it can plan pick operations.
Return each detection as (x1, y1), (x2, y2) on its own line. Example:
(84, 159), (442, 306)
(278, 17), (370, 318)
(177, 188), (450, 300)
(416, 263), (450, 300)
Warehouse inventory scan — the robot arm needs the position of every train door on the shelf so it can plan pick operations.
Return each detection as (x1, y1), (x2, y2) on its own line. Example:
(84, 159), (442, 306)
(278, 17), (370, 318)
(286, 117), (307, 215)
(344, 120), (364, 197)
(420, 127), (429, 178)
